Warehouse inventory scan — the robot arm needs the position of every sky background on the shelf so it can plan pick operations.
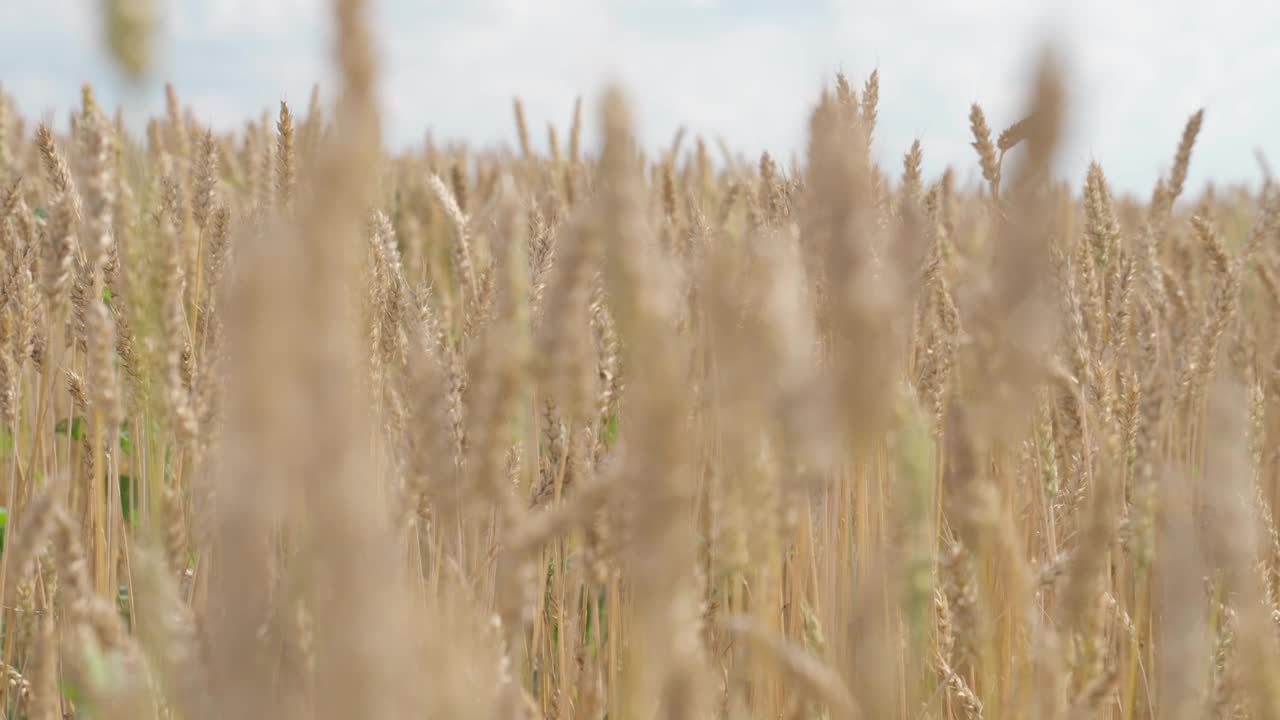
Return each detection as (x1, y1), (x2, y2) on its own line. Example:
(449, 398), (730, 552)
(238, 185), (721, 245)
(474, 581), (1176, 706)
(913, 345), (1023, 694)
(2, 0), (1277, 196)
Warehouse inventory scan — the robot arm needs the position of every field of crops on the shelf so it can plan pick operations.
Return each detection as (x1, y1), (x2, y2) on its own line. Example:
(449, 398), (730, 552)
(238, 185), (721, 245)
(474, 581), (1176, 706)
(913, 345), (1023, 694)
(0, 1), (1279, 718)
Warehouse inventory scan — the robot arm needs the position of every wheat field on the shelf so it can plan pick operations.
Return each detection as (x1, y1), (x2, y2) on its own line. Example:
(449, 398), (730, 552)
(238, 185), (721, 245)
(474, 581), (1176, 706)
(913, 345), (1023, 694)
(0, 1), (1278, 719)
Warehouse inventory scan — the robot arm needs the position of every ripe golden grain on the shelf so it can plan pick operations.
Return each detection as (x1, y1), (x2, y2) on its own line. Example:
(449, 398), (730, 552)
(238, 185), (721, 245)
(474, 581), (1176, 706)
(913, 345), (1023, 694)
(0, 5), (1274, 719)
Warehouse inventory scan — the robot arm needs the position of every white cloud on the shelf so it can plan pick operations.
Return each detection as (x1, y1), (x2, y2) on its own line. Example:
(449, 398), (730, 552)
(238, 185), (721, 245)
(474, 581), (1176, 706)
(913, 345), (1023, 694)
(2, 0), (1276, 194)
(171, 0), (324, 39)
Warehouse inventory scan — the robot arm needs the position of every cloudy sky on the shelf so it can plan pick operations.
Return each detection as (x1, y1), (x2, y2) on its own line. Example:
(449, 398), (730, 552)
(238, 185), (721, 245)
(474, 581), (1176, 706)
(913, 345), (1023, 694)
(2, 0), (1276, 195)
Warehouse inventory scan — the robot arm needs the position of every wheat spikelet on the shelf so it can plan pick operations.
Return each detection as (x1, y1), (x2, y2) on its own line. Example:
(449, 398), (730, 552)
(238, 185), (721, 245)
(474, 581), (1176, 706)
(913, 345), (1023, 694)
(969, 104), (1000, 196)
(276, 101), (295, 212)
(860, 69), (879, 147)
(547, 122), (561, 165)
(901, 139), (923, 208)
(1168, 108), (1205, 206)
(192, 130), (218, 232)
(568, 96), (583, 166)
(103, 0), (157, 78)
(513, 97), (532, 160)
(428, 172), (478, 308)
(0, 89), (11, 174)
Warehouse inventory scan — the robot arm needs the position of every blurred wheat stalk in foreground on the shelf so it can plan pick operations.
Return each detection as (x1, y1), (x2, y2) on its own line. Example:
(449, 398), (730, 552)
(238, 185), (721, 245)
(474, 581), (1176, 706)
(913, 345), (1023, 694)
(0, 2), (1279, 719)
